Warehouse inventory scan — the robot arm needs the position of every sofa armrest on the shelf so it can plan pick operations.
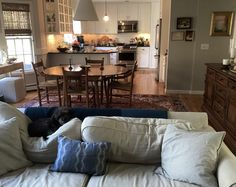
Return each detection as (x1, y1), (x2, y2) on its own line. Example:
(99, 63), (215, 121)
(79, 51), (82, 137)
(217, 143), (236, 187)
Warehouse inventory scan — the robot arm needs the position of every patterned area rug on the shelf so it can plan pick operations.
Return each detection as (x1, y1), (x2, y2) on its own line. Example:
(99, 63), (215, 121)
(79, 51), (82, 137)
(19, 94), (188, 112)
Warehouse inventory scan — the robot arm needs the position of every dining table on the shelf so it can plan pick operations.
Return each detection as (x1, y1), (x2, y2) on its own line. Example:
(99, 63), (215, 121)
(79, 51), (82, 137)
(43, 64), (129, 107)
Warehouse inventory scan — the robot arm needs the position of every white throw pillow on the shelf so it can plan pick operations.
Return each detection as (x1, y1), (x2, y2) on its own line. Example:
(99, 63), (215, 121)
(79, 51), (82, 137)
(0, 101), (31, 146)
(24, 118), (82, 163)
(0, 117), (32, 176)
(155, 125), (225, 187)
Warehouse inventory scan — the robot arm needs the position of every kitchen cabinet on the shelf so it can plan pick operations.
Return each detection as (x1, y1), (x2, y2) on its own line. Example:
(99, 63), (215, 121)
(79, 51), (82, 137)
(47, 53), (111, 67)
(137, 47), (150, 68)
(44, 0), (72, 33)
(96, 47), (118, 64)
(81, 3), (117, 34)
(138, 3), (151, 33)
(80, 21), (96, 34)
(202, 63), (236, 155)
(117, 3), (138, 21)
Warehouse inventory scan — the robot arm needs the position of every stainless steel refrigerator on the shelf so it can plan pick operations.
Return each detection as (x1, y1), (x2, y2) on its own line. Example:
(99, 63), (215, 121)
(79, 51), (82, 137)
(155, 19), (162, 81)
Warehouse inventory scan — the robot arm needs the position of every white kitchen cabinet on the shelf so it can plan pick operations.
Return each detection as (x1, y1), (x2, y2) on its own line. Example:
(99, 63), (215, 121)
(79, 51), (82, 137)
(137, 47), (150, 68)
(44, 0), (73, 33)
(95, 3), (117, 34)
(138, 3), (151, 33)
(47, 53), (111, 67)
(95, 47), (118, 64)
(105, 3), (118, 34)
(81, 3), (117, 34)
(80, 21), (96, 34)
(117, 3), (138, 21)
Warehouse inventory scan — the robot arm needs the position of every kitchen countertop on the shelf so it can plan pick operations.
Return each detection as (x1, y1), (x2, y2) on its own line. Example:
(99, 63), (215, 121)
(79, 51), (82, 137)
(48, 50), (118, 54)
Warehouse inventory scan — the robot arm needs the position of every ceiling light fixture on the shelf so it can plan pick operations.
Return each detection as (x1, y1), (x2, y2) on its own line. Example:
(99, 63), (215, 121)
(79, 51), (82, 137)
(103, 0), (109, 22)
(74, 0), (98, 21)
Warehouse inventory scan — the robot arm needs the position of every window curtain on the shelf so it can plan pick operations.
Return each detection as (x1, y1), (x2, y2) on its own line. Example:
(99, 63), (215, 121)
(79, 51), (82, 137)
(2, 3), (32, 36)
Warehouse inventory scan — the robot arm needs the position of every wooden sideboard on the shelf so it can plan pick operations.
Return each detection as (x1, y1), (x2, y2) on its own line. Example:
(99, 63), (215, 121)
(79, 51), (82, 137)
(203, 63), (236, 155)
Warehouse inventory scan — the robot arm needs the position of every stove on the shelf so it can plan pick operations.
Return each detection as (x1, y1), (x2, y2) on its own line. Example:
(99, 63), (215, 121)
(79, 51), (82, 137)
(118, 44), (137, 69)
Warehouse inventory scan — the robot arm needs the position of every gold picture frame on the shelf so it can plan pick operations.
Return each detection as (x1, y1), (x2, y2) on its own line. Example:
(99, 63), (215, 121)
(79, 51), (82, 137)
(210, 11), (234, 36)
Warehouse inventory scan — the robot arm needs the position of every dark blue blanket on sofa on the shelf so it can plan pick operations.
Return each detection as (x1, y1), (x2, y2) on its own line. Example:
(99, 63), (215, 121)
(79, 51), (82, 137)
(24, 107), (168, 121)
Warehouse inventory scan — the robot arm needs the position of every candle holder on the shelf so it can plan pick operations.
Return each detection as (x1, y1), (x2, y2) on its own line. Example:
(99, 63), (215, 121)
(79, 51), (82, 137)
(69, 58), (73, 71)
(100, 65), (104, 71)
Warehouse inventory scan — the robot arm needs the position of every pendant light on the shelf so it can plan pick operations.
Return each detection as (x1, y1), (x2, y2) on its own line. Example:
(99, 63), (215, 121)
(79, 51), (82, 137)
(74, 0), (98, 21)
(103, 0), (109, 22)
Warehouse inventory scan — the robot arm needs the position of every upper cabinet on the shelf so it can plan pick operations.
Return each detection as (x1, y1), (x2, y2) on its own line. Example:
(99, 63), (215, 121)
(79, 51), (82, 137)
(44, 0), (73, 33)
(117, 3), (138, 21)
(80, 2), (151, 34)
(81, 3), (117, 34)
(138, 3), (151, 33)
(96, 3), (117, 34)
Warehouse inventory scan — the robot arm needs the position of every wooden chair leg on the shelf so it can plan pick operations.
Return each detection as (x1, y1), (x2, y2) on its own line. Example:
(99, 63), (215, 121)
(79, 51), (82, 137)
(67, 95), (71, 107)
(37, 88), (42, 106)
(100, 80), (103, 104)
(109, 88), (113, 105)
(58, 89), (62, 106)
(129, 95), (132, 107)
(94, 81), (100, 108)
(57, 79), (62, 106)
(46, 87), (49, 103)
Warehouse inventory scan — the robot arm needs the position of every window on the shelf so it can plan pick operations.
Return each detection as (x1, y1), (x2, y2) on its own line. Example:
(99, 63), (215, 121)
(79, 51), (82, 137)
(2, 3), (34, 70)
(6, 36), (34, 70)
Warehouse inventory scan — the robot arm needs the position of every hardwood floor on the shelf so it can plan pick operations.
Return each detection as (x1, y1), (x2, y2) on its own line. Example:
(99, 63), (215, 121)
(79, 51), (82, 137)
(11, 69), (203, 112)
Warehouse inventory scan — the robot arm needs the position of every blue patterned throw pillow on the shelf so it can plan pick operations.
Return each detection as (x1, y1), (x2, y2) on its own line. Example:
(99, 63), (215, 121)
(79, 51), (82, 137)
(50, 136), (111, 175)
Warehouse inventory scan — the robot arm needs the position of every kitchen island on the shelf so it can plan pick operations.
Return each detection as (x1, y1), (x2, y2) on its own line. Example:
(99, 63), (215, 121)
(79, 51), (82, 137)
(46, 50), (118, 67)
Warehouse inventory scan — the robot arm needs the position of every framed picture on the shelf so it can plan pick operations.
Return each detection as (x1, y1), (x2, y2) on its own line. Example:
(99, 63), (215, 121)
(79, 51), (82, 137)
(185, 31), (195, 41)
(171, 31), (184, 41)
(210, 11), (234, 36)
(177, 17), (192, 29)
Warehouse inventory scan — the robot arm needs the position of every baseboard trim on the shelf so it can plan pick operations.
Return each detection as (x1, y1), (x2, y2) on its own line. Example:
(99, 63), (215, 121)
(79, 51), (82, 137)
(166, 90), (204, 95)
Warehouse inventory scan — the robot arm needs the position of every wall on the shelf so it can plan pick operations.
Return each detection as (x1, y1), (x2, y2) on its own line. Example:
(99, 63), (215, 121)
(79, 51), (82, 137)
(167, 0), (236, 94)
(159, 0), (171, 83)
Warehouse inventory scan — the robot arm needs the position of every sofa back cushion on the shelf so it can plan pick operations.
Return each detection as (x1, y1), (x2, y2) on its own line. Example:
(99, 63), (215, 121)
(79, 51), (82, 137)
(24, 107), (167, 121)
(0, 117), (32, 176)
(82, 116), (193, 164)
(0, 101), (31, 141)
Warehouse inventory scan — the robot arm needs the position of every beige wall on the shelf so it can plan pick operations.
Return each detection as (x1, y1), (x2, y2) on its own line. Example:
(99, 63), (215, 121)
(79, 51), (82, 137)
(167, 0), (236, 93)
(159, 0), (171, 83)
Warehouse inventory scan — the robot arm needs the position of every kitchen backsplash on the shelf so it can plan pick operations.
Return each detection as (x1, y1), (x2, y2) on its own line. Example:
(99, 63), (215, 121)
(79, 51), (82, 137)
(47, 33), (150, 51)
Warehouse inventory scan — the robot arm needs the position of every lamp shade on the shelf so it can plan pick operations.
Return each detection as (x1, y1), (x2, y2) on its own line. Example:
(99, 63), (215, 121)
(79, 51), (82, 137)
(74, 0), (98, 21)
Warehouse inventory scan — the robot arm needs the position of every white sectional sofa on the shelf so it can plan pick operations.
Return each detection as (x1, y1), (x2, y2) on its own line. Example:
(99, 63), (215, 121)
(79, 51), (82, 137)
(0, 102), (235, 187)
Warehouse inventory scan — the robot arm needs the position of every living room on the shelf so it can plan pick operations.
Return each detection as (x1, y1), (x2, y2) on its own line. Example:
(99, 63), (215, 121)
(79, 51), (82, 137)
(0, 0), (236, 186)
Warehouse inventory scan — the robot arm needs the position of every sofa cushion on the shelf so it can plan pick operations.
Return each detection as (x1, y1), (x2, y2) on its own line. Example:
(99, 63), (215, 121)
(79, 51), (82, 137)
(0, 117), (32, 176)
(86, 163), (199, 187)
(0, 164), (89, 187)
(50, 136), (111, 175)
(0, 101), (31, 140)
(24, 107), (168, 121)
(24, 118), (82, 163)
(82, 116), (193, 164)
(155, 125), (225, 187)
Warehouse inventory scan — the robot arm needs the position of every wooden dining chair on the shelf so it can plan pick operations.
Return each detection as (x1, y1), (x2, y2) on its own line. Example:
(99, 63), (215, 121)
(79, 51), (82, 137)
(85, 57), (105, 103)
(85, 57), (104, 66)
(108, 61), (137, 107)
(32, 60), (62, 106)
(62, 67), (96, 107)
